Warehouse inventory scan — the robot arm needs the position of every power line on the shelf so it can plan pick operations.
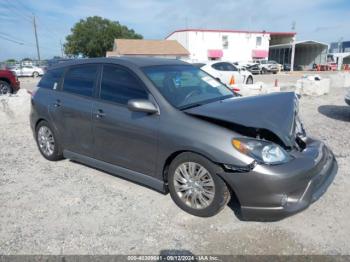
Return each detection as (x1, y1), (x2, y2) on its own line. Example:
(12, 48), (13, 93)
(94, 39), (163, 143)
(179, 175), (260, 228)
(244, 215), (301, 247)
(0, 31), (25, 42)
(0, 35), (24, 45)
(2, 0), (32, 22)
(12, 0), (35, 17)
(0, 0), (62, 58)
(0, 30), (58, 53)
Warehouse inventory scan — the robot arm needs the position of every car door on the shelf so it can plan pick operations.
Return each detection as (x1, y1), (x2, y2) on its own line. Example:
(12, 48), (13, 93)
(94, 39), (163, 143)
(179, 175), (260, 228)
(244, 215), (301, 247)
(22, 66), (33, 76)
(210, 62), (227, 83)
(92, 64), (159, 176)
(48, 64), (98, 157)
(211, 62), (243, 86)
(223, 63), (245, 84)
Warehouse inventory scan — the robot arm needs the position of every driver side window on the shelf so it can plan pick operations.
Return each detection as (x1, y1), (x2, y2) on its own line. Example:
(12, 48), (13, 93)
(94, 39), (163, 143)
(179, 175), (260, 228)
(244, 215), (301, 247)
(100, 65), (148, 105)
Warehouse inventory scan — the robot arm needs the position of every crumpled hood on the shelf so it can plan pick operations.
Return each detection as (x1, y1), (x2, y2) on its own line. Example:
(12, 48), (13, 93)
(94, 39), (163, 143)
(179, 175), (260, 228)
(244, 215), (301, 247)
(185, 92), (298, 147)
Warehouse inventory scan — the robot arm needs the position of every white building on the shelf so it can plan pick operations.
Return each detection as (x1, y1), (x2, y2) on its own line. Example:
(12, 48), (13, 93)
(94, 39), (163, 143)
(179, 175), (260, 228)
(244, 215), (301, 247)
(166, 29), (295, 63)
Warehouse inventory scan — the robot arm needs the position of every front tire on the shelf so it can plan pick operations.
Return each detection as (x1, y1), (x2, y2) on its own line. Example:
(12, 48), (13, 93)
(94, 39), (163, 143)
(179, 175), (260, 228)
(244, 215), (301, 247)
(32, 71), (39, 78)
(246, 76), (253, 85)
(35, 121), (63, 161)
(168, 152), (230, 217)
(0, 80), (12, 95)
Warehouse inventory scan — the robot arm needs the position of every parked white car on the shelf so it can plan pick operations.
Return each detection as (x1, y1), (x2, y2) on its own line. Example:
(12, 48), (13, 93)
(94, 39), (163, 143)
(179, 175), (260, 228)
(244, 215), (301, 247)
(193, 61), (253, 89)
(11, 65), (44, 77)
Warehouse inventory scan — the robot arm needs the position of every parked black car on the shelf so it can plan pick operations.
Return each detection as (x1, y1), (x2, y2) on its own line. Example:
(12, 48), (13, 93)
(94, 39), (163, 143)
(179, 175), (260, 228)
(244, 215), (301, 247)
(30, 57), (337, 221)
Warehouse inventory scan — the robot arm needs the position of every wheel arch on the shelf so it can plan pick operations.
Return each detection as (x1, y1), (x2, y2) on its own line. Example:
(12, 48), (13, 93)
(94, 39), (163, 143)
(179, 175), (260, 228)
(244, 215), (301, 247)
(35, 118), (47, 131)
(246, 75), (253, 84)
(162, 150), (241, 208)
(0, 77), (11, 85)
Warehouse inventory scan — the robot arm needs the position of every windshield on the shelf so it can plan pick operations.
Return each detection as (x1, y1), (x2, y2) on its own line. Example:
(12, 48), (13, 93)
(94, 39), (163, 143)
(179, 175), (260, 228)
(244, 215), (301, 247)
(143, 65), (234, 109)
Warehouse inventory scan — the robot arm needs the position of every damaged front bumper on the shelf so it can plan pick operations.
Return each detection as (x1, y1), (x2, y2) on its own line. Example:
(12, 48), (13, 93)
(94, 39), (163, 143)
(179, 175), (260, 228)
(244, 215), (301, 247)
(219, 137), (338, 221)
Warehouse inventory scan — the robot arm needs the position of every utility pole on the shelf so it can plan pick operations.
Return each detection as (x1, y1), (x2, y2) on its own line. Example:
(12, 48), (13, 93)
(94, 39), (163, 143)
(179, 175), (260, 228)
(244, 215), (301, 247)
(33, 15), (41, 61)
(60, 39), (64, 57)
(290, 21), (296, 72)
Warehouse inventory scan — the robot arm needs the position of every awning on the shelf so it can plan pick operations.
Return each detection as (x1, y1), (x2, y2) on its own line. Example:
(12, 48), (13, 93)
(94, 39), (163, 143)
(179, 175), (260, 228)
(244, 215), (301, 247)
(252, 49), (268, 58)
(208, 49), (223, 58)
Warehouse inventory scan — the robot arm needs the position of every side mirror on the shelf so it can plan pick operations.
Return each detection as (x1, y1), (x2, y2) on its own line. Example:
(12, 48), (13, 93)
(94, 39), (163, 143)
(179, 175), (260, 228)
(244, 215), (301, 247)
(127, 99), (159, 114)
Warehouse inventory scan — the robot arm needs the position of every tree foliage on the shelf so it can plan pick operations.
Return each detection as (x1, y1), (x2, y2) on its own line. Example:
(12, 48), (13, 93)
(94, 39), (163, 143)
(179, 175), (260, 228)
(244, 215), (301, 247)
(5, 59), (16, 63)
(64, 16), (143, 58)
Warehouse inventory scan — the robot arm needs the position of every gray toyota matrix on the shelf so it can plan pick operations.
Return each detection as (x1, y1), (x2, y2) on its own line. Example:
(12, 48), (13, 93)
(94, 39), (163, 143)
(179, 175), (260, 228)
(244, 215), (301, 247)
(30, 57), (337, 221)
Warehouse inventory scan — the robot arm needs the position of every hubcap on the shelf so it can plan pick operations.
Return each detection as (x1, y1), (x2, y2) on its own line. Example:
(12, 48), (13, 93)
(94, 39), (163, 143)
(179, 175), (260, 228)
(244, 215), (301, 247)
(37, 126), (55, 156)
(173, 162), (215, 209)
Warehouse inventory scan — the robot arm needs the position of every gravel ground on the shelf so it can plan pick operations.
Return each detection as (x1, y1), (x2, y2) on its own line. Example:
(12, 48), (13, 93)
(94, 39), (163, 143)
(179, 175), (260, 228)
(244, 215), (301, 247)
(0, 78), (349, 255)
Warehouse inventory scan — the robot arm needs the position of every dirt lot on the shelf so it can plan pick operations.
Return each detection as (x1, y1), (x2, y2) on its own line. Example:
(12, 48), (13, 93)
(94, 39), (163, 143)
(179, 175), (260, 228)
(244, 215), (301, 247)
(0, 77), (350, 255)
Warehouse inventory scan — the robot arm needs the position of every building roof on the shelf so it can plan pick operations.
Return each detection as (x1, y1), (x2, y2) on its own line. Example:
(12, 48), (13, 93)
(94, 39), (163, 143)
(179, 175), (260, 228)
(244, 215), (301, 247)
(107, 39), (189, 56)
(270, 40), (329, 49)
(165, 28), (296, 39)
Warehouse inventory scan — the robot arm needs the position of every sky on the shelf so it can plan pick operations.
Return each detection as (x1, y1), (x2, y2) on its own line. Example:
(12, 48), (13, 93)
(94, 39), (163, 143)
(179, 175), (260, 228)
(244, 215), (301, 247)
(0, 0), (349, 61)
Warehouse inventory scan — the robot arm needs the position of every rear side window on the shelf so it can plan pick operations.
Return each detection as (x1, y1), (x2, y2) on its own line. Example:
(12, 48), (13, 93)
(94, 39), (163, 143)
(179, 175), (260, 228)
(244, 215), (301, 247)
(63, 65), (98, 97)
(38, 68), (64, 89)
(211, 62), (225, 71)
(212, 62), (237, 71)
(100, 65), (148, 104)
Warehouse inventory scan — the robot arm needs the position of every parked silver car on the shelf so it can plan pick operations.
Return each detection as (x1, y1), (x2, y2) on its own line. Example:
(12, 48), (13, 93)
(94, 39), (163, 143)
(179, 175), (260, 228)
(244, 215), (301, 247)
(30, 57), (337, 221)
(11, 65), (44, 77)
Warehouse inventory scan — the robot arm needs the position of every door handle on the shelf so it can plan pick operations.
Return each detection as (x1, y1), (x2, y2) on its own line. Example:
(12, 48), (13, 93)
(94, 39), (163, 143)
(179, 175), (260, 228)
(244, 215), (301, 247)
(53, 99), (61, 107)
(95, 109), (105, 119)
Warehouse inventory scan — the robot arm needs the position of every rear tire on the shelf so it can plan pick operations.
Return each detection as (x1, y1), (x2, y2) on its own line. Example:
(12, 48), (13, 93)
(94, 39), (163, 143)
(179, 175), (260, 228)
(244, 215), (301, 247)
(246, 76), (253, 85)
(32, 71), (39, 78)
(0, 80), (12, 95)
(168, 152), (230, 217)
(35, 121), (63, 161)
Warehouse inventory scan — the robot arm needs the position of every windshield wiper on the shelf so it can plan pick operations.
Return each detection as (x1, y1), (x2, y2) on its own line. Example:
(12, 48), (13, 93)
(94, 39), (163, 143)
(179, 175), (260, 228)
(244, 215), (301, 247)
(179, 103), (205, 110)
(179, 95), (234, 110)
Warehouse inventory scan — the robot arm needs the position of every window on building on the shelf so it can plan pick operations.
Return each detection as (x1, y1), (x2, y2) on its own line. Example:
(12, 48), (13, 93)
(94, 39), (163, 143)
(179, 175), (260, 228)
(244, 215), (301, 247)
(100, 65), (148, 105)
(63, 65), (98, 97)
(256, 36), (262, 47)
(38, 67), (64, 89)
(222, 35), (229, 49)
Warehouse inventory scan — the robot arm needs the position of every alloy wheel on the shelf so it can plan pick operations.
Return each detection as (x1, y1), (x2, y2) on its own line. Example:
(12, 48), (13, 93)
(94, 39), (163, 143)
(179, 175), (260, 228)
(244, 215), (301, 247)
(173, 162), (215, 209)
(37, 126), (55, 156)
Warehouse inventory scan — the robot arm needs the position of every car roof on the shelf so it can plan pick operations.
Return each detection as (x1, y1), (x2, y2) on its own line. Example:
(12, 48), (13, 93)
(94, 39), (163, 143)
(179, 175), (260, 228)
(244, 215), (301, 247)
(48, 56), (189, 70)
(203, 61), (233, 65)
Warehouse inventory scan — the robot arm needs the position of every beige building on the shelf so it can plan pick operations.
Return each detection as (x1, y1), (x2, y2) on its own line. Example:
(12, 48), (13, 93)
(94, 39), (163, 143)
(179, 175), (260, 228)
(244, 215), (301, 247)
(106, 39), (189, 59)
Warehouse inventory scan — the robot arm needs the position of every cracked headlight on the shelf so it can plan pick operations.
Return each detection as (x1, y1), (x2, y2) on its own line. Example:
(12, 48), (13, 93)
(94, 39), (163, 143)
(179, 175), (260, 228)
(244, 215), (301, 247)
(232, 138), (292, 165)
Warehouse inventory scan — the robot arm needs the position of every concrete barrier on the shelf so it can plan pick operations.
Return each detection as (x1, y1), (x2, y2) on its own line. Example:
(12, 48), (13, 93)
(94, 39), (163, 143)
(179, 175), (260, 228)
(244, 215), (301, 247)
(238, 82), (281, 96)
(328, 72), (350, 88)
(295, 77), (330, 96)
